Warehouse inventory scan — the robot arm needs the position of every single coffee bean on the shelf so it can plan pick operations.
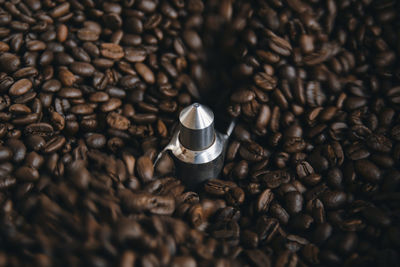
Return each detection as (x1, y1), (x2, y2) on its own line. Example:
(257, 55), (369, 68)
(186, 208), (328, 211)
(136, 156), (154, 183)
(69, 62), (95, 77)
(9, 78), (32, 96)
(270, 202), (290, 225)
(183, 30), (202, 50)
(135, 62), (155, 84)
(69, 104), (94, 115)
(43, 136), (66, 153)
(6, 138), (26, 163)
(0, 146), (12, 162)
(241, 230), (259, 248)
(25, 151), (44, 169)
(257, 188), (274, 213)
(58, 88), (83, 98)
(100, 43), (124, 60)
(125, 47), (147, 62)
(85, 133), (106, 149)
(320, 190), (346, 209)
(354, 159), (381, 183)
(15, 166), (39, 181)
(204, 179), (236, 196)
(25, 123), (54, 136)
(67, 160), (91, 190)
(25, 135), (46, 151)
(0, 52), (20, 73)
(106, 112), (130, 130)
(285, 191), (303, 215)
(100, 98), (122, 112)
(155, 153), (174, 176)
(77, 28), (99, 42)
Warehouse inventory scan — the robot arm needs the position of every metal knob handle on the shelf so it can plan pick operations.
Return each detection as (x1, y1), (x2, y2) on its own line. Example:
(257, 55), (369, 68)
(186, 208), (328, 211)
(179, 103), (215, 151)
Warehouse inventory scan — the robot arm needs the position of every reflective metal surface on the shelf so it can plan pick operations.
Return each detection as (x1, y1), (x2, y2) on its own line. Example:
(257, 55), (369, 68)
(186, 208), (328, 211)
(156, 103), (235, 188)
(179, 103), (215, 151)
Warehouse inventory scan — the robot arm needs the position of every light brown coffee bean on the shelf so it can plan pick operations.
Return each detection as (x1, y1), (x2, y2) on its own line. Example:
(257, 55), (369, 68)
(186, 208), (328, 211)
(136, 156), (154, 183)
(100, 43), (124, 60)
(9, 79), (32, 96)
(135, 63), (155, 84)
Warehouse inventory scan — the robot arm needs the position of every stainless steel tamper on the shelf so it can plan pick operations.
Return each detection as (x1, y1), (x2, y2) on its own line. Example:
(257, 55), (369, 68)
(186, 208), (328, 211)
(156, 103), (235, 188)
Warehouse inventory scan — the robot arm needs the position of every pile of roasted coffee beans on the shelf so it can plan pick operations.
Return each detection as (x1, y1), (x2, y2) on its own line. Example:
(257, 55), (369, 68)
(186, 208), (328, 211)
(0, 0), (399, 266)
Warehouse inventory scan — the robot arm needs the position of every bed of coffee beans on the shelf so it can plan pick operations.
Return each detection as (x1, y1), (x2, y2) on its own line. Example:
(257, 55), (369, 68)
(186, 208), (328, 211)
(0, 0), (399, 266)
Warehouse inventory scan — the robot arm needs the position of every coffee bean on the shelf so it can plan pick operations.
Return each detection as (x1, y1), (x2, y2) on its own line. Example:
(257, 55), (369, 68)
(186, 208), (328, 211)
(241, 230), (258, 248)
(58, 87), (82, 98)
(244, 249), (271, 267)
(100, 43), (124, 60)
(77, 28), (99, 42)
(43, 135), (66, 153)
(230, 89), (255, 103)
(86, 133), (106, 149)
(0, 52), (20, 73)
(231, 160), (248, 180)
(183, 30), (202, 50)
(6, 138), (26, 163)
(106, 112), (130, 130)
(126, 17), (143, 34)
(204, 179), (236, 196)
(67, 160), (91, 190)
(137, 156), (154, 183)
(26, 135), (45, 151)
(257, 189), (273, 213)
(171, 256), (196, 267)
(285, 191), (303, 215)
(254, 72), (277, 91)
(25, 151), (44, 169)
(354, 159), (381, 183)
(155, 153), (174, 176)
(24, 123), (53, 137)
(135, 63), (155, 84)
(69, 104), (94, 115)
(101, 98), (122, 113)
(42, 79), (62, 93)
(0, 176), (16, 190)
(256, 170), (290, 189)
(69, 62), (95, 77)
(15, 166), (39, 182)
(239, 141), (267, 162)
(9, 78), (32, 96)
(0, 146), (12, 162)
(320, 190), (346, 209)
(125, 47), (147, 62)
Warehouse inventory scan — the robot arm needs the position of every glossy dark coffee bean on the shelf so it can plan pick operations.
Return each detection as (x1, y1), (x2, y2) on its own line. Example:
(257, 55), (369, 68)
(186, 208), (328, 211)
(354, 159), (381, 183)
(9, 78), (32, 96)
(0, 52), (20, 73)
(320, 190), (346, 210)
(285, 191), (303, 215)
(67, 160), (91, 190)
(136, 156), (154, 183)
(69, 62), (95, 77)
(86, 133), (106, 149)
(6, 138), (26, 163)
(15, 166), (39, 181)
